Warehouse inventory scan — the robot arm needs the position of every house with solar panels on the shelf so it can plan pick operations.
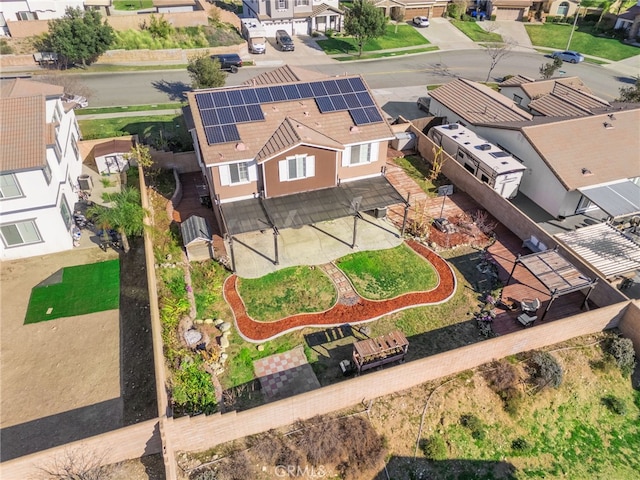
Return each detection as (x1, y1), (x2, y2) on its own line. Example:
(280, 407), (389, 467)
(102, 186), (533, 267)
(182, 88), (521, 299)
(186, 65), (410, 271)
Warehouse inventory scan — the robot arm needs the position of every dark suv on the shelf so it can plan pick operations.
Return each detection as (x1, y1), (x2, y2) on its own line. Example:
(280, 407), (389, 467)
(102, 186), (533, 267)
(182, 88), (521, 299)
(211, 53), (242, 73)
(275, 30), (294, 52)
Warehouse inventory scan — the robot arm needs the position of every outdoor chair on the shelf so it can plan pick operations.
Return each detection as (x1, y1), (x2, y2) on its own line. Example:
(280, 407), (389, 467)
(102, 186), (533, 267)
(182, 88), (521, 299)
(520, 297), (541, 314)
(517, 313), (537, 328)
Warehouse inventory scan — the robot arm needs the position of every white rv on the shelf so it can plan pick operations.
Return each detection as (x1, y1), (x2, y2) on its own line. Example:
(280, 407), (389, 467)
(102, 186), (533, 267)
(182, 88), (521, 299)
(241, 19), (267, 54)
(429, 124), (526, 199)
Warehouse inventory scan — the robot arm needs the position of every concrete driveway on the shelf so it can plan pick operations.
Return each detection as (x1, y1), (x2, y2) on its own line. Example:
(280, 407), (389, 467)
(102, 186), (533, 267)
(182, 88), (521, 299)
(249, 35), (334, 67)
(480, 21), (534, 51)
(229, 214), (403, 278)
(417, 17), (480, 51)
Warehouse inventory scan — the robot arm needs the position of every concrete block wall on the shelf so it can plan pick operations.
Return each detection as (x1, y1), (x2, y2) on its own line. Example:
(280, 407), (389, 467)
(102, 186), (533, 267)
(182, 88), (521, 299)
(619, 300), (640, 353)
(168, 302), (628, 454)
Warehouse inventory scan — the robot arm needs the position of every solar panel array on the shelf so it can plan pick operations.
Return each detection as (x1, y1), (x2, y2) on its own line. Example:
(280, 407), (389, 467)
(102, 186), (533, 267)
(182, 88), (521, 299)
(195, 77), (383, 145)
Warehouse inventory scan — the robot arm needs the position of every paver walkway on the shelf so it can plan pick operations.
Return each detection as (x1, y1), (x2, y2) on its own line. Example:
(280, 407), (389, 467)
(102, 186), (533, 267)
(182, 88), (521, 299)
(319, 263), (359, 306)
(253, 346), (320, 400)
(224, 239), (456, 342)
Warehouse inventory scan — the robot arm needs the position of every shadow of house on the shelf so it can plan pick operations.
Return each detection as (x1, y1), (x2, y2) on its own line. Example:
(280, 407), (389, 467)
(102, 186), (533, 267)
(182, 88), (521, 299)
(374, 457), (517, 480)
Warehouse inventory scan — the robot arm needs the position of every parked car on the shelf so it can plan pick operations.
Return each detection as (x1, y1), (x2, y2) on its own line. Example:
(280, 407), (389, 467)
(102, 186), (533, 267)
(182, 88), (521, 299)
(550, 50), (584, 64)
(412, 16), (430, 27)
(275, 30), (295, 51)
(417, 96), (431, 112)
(211, 53), (243, 73)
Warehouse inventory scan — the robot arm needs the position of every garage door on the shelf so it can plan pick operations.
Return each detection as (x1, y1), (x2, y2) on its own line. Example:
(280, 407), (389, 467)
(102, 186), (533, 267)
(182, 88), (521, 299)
(293, 19), (308, 36)
(495, 8), (524, 20)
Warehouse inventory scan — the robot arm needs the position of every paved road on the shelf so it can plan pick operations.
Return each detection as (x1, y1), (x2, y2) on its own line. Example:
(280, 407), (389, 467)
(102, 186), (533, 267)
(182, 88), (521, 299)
(78, 49), (633, 108)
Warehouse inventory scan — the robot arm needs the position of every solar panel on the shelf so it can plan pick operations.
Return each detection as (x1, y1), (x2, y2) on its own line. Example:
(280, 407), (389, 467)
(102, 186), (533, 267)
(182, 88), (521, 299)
(227, 90), (244, 105)
(323, 80), (340, 95)
(355, 91), (375, 107)
(246, 104), (265, 121)
(201, 109), (219, 127)
(256, 87), (273, 103)
(205, 125), (225, 144)
(297, 83), (314, 99)
(241, 88), (259, 105)
(330, 94), (348, 111)
(216, 106), (234, 125)
(349, 108), (370, 125)
(364, 106), (383, 123)
(195, 93), (214, 109)
(315, 96), (335, 113)
(310, 81), (328, 97)
(336, 78), (353, 94)
(343, 93), (360, 109)
(221, 124), (241, 142)
(269, 85), (287, 102)
(283, 84), (301, 100)
(348, 77), (366, 92)
(211, 91), (230, 107)
(232, 105), (250, 123)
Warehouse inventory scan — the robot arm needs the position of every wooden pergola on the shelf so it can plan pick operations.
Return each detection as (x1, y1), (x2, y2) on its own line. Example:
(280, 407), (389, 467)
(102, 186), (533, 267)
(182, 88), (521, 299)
(504, 248), (598, 322)
(352, 330), (409, 373)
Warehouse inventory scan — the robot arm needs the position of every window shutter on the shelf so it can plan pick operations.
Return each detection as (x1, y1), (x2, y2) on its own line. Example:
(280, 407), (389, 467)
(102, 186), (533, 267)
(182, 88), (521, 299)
(219, 165), (230, 186)
(248, 162), (257, 182)
(306, 155), (315, 177)
(369, 142), (379, 162)
(341, 147), (351, 167)
(279, 159), (288, 181)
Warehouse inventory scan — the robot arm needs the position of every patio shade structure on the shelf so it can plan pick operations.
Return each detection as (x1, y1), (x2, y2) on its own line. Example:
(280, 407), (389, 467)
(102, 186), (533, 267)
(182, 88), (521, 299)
(218, 176), (409, 272)
(352, 330), (409, 373)
(504, 248), (598, 321)
(578, 180), (640, 219)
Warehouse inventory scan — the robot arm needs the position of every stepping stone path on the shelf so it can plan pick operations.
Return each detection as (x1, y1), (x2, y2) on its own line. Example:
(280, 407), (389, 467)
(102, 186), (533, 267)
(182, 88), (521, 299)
(320, 263), (360, 306)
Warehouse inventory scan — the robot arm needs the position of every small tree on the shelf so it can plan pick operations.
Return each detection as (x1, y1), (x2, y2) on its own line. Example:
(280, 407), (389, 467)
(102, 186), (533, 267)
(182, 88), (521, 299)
(187, 53), (227, 89)
(539, 56), (563, 79)
(124, 143), (153, 170)
(41, 8), (114, 68)
(35, 448), (114, 480)
(606, 336), (637, 376)
(147, 14), (174, 39)
(343, 0), (387, 57)
(390, 7), (406, 34)
(428, 145), (447, 182)
(528, 351), (563, 391)
(483, 41), (513, 82)
(617, 76), (640, 102)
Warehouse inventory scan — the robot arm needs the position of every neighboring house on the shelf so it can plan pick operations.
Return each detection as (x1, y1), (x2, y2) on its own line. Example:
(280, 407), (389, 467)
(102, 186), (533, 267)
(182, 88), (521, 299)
(186, 65), (407, 267)
(373, 0), (449, 20)
(242, 0), (343, 35)
(427, 78), (640, 219)
(486, 0), (532, 20)
(614, 0), (640, 41)
(0, 79), (84, 260)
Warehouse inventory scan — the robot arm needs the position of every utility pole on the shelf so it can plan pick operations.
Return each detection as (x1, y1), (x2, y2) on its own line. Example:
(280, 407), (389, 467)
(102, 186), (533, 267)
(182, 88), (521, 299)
(566, 2), (581, 50)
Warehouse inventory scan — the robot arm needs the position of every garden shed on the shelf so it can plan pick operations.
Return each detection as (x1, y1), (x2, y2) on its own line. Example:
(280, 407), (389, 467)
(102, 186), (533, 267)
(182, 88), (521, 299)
(181, 215), (213, 261)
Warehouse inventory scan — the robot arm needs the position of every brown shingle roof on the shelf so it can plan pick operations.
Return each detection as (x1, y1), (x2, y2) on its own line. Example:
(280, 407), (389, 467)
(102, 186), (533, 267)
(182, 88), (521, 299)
(519, 76), (591, 100)
(521, 108), (640, 190)
(528, 83), (609, 117)
(0, 96), (46, 172)
(429, 78), (532, 124)
(498, 74), (534, 87)
(243, 65), (326, 87)
(0, 78), (63, 99)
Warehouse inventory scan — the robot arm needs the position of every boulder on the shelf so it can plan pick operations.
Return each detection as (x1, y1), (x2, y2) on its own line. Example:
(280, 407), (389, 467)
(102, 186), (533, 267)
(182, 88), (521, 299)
(219, 322), (232, 332)
(219, 335), (230, 349)
(204, 318), (214, 325)
(214, 318), (224, 326)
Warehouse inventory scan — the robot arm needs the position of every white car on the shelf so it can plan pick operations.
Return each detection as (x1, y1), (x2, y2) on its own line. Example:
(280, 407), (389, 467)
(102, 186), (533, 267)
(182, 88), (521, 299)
(413, 16), (430, 27)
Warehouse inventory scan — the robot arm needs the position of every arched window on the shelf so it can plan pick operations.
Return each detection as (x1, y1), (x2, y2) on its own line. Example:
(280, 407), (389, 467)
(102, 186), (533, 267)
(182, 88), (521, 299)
(557, 1), (569, 16)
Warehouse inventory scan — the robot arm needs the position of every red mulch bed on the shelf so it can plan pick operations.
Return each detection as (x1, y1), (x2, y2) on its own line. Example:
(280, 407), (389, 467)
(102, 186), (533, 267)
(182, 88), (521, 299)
(223, 240), (456, 342)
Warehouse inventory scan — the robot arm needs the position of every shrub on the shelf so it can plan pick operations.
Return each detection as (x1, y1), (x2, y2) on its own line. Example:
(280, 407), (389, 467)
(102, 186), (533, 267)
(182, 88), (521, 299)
(0, 39), (13, 55)
(601, 395), (627, 415)
(502, 387), (525, 416)
(460, 414), (486, 440)
(606, 336), (636, 376)
(490, 14), (496, 21)
(148, 14), (174, 39)
(511, 437), (531, 452)
(423, 434), (447, 461)
(528, 351), (563, 390)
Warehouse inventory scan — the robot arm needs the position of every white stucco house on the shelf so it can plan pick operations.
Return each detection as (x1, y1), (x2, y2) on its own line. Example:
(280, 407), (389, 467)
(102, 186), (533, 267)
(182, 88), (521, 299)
(242, 0), (343, 36)
(0, 79), (84, 260)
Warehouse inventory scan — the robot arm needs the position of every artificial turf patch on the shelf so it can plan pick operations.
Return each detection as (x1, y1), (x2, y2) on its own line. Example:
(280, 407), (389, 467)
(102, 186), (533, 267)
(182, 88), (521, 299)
(24, 260), (120, 324)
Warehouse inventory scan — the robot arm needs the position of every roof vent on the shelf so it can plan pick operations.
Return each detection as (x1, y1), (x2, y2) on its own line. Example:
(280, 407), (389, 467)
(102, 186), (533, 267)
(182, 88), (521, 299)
(478, 144), (492, 151)
(350, 126), (360, 133)
(235, 142), (246, 151)
(464, 141), (470, 145)
(447, 124), (459, 130)
(272, 106), (278, 112)
(304, 111), (310, 117)
(608, 113), (616, 120)
(581, 168), (593, 176)
(603, 122), (613, 129)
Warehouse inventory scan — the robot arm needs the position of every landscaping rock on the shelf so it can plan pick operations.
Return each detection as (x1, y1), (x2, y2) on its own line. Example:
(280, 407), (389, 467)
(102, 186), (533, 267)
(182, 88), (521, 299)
(257, 344), (265, 351)
(219, 335), (230, 349)
(220, 353), (228, 363)
(219, 322), (231, 332)
(214, 318), (224, 326)
(204, 318), (214, 324)
(194, 319), (204, 324)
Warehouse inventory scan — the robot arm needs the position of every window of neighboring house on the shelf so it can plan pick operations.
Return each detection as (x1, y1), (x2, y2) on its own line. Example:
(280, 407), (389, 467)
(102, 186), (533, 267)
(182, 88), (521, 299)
(0, 174), (23, 199)
(229, 162), (249, 184)
(17, 11), (36, 21)
(219, 162), (254, 186)
(513, 94), (523, 105)
(343, 142), (379, 167)
(43, 163), (52, 185)
(60, 194), (72, 229)
(279, 154), (315, 181)
(71, 135), (80, 162)
(0, 220), (42, 247)
(277, 0), (288, 9)
(295, 0), (309, 5)
(54, 140), (62, 164)
(557, 1), (569, 16)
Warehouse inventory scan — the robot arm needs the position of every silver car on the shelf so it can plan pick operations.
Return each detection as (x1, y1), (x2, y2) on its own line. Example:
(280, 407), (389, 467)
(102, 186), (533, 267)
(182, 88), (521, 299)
(412, 16), (430, 27)
(551, 50), (584, 64)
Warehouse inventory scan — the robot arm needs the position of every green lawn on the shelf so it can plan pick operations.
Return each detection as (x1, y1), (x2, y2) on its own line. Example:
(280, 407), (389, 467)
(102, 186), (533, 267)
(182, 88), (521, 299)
(525, 23), (640, 61)
(237, 266), (337, 321)
(25, 260), (120, 324)
(77, 103), (183, 116)
(334, 46), (439, 61)
(113, 0), (153, 10)
(451, 20), (503, 42)
(78, 114), (193, 152)
(317, 24), (430, 55)
(336, 244), (438, 300)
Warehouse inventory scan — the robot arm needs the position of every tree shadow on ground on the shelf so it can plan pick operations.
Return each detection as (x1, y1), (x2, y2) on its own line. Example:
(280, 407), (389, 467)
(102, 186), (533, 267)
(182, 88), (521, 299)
(151, 79), (190, 102)
(375, 456), (517, 480)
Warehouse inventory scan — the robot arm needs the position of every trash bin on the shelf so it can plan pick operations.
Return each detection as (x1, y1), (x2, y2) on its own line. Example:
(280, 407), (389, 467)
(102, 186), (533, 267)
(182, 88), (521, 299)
(78, 174), (93, 191)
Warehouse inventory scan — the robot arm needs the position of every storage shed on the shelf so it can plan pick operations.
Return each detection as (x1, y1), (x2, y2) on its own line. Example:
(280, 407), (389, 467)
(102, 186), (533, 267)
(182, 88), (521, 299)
(352, 330), (409, 373)
(181, 215), (213, 261)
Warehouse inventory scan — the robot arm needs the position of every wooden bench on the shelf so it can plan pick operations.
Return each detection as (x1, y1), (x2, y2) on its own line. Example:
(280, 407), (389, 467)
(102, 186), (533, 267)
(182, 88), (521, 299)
(522, 235), (547, 253)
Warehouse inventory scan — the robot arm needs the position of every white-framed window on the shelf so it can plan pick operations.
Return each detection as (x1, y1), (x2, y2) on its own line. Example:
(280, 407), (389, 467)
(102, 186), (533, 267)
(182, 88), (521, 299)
(513, 94), (523, 105)
(0, 174), (23, 199)
(557, 1), (569, 15)
(71, 135), (80, 161)
(342, 143), (379, 167)
(0, 220), (42, 247)
(43, 163), (52, 185)
(277, 0), (288, 9)
(17, 11), (35, 21)
(219, 161), (256, 186)
(279, 154), (315, 181)
(295, 0), (309, 5)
